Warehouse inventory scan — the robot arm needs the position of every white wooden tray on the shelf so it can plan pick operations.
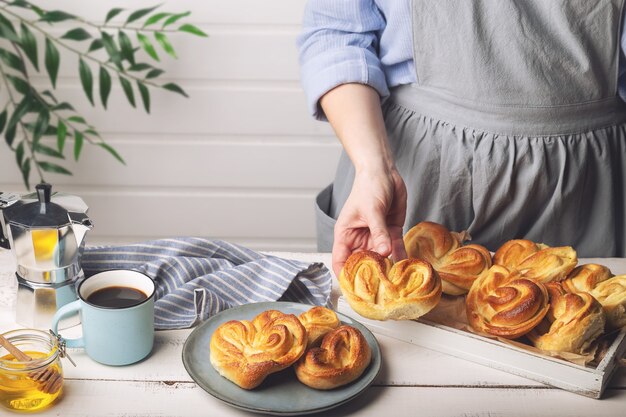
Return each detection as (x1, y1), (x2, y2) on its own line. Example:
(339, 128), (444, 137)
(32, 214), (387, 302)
(334, 296), (626, 399)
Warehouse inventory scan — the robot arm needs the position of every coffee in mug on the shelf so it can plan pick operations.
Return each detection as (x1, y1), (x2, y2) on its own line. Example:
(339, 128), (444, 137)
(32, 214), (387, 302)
(51, 270), (155, 366)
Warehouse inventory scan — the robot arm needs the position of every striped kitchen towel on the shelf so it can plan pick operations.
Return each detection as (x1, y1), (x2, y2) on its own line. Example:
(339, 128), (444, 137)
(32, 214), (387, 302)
(81, 238), (332, 330)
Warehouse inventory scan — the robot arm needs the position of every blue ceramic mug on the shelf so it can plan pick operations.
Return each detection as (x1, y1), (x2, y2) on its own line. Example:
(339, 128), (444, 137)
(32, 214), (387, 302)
(51, 269), (155, 366)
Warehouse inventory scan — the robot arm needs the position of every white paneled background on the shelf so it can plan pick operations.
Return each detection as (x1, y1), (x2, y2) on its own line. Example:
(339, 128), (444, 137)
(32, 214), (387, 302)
(0, 0), (340, 251)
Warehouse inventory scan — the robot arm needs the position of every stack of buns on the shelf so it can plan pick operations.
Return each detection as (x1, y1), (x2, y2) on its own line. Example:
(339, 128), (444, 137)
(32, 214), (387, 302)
(338, 221), (626, 356)
(209, 306), (371, 390)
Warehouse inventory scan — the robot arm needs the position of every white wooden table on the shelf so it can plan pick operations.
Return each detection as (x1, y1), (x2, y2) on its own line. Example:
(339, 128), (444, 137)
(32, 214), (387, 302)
(1, 248), (625, 416)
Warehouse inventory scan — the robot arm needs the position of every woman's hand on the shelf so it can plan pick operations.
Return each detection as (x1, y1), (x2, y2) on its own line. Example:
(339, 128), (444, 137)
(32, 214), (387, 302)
(332, 167), (408, 278)
(319, 82), (407, 277)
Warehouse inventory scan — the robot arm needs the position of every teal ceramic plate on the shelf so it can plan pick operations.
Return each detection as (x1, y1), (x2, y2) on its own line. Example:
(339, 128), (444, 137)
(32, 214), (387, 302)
(182, 301), (381, 416)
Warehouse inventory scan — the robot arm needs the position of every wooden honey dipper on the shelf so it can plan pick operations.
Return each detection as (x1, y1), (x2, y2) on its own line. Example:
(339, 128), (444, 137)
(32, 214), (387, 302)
(0, 333), (63, 394)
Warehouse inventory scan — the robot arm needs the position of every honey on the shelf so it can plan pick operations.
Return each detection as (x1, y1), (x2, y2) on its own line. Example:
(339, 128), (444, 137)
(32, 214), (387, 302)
(0, 330), (63, 412)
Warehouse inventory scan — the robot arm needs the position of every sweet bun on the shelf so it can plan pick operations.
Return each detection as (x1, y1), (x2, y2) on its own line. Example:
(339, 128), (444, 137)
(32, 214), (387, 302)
(299, 306), (341, 347)
(404, 221), (492, 295)
(529, 286), (606, 354)
(589, 275), (626, 330)
(294, 325), (371, 390)
(210, 310), (307, 389)
(562, 264), (613, 293)
(339, 250), (441, 321)
(466, 265), (550, 339)
(493, 240), (577, 283)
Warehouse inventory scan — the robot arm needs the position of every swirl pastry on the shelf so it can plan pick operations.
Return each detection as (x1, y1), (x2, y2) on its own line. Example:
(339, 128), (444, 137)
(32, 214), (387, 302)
(562, 264), (613, 293)
(589, 275), (626, 330)
(210, 310), (307, 389)
(493, 239), (577, 283)
(466, 265), (550, 339)
(404, 221), (492, 295)
(299, 306), (341, 347)
(339, 250), (441, 321)
(294, 325), (371, 390)
(530, 287), (606, 354)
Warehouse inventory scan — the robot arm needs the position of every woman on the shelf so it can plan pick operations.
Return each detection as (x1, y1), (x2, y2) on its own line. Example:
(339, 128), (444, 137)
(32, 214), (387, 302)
(297, 0), (626, 278)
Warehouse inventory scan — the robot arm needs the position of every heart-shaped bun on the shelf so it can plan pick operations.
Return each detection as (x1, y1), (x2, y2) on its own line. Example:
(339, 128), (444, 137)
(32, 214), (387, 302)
(299, 306), (341, 348)
(339, 250), (442, 320)
(294, 325), (371, 390)
(404, 221), (492, 295)
(209, 310), (307, 389)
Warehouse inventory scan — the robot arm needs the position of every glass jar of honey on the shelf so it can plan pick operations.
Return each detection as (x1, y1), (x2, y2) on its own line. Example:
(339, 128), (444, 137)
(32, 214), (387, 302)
(0, 329), (64, 412)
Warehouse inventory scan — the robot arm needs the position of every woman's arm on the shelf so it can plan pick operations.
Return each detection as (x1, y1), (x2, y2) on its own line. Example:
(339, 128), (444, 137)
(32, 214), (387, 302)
(320, 83), (407, 277)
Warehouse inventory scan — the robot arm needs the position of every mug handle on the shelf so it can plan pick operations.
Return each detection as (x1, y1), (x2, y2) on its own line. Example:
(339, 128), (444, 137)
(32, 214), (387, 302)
(51, 300), (85, 348)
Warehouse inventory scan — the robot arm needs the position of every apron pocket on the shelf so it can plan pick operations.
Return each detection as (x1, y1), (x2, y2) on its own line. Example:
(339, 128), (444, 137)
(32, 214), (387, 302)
(315, 184), (336, 252)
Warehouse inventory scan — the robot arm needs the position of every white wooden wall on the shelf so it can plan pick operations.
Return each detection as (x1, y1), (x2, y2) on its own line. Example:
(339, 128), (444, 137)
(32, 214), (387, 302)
(0, 0), (340, 251)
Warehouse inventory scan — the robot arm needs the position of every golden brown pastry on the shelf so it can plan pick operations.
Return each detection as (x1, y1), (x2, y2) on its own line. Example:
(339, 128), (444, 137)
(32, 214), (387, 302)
(589, 275), (626, 330)
(294, 325), (371, 390)
(209, 310), (307, 389)
(339, 250), (441, 320)
(299, 306), (341, 347)
(493, 239), (548, 270)
(466, 265), (550, 339)
(404, 221), (492, 295)
(530, 288), (606, 354)
(493, 239), (577, 283)
(562, 264), (613, 293)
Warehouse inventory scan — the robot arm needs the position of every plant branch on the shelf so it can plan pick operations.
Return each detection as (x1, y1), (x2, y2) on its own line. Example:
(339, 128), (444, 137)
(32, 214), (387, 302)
(0, 5), (165, 89)
(0, 60), (44, 181)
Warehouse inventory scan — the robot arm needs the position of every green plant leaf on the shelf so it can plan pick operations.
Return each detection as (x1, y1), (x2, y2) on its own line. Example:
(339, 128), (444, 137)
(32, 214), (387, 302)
(44, 37), (60, 88)
(154, 32), (176, 58)
(128, 63), (153, 71)
(146, 68), (164, 79)
(6, 75), (30, 95)
(178, 24), (207, 37)
(0, 15), (19, 42)
(38, 161), (72, 175)
(143, 12), (171, 28)
(137, 81), (150, 113)
(101, 32), (122, 69)
(74, 131), (84, 160)
(61, 28), (91, 41)
(105, 8), (124, 23)
(5, 123), (17, 147)
(0, 48), (25, 74)
(34, 142), (64, 159)
(41, 90), (58, 104)
(6, 94), (33, 142)
(117, 30), (135, 64)
(40, 11), (76, 23)
(136, 33), (159, 61)
(19, 23), (38, 70)
(118, 76), (136, 107)
(162, 82), (188, 97)
(162, 11), (190, 28)
(98, 142), (125, 164)
(85, 128), (101, 138)
(9, 1), (31, 10)
(0, 110), (6, 134)
(57, 120), (67, 152)
(51, 102), (74, 111)
(88, 39), (104, 52)
(79, 58), (94, 105)
(68, 115), (87, 124)
(32, 110), (50, 146)
(98, 66), (112, 109)
(126, 5), (161, 25)
(15, 141), (25, 167)
(21, 158), (31, 189)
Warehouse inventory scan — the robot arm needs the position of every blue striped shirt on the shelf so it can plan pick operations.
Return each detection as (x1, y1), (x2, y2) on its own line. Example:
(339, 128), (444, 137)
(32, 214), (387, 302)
(297, 0), (626, 120)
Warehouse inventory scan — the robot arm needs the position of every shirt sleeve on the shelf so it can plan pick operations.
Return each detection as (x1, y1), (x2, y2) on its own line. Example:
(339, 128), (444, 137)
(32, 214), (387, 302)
(296, 0), (388, 121)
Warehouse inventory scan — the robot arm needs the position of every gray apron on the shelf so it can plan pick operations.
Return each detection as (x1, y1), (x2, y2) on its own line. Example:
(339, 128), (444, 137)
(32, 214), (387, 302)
(316, 0), (626, 257)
